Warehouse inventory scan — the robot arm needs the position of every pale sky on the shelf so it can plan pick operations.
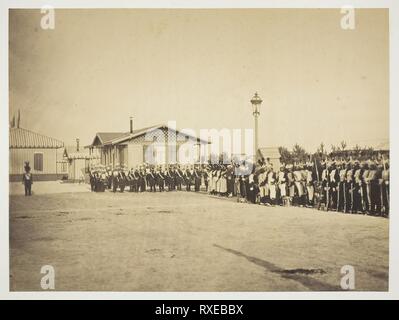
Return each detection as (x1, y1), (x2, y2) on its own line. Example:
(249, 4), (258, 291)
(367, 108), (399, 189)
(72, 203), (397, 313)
(9, 9), (389, 152)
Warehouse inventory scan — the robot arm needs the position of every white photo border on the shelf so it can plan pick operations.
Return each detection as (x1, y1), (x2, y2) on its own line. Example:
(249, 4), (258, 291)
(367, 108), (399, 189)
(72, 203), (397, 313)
(0, 0), (398, 300)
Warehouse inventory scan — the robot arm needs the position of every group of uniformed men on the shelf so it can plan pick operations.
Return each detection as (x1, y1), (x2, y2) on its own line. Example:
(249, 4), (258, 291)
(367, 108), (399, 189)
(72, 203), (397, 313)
(88, 155), (389, 217)
(246, 157), (390, 217)
(89, 164), (206, 194)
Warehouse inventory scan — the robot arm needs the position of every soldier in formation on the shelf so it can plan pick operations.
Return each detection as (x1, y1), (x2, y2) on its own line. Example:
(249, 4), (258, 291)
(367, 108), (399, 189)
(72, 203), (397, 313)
(86, 154), (389, 217)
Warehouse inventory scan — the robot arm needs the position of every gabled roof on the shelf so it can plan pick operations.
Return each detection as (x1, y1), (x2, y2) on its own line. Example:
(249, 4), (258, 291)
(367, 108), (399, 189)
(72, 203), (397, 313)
(92, 132), (126, 146)
(63, 146), (100, 160)
(9, 127), (64, 149)
(257, 147), (281, 158)
(89, 124), (210, 147)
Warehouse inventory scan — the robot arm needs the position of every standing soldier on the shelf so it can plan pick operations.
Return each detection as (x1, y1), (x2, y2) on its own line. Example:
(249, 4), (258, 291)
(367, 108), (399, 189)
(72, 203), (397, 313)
(258, 165), (268, 205)
(99, 168), (108, 192)
(106, 166), (113, 189)
(377, 160), (384, 216)
(238, 162), (248, 202)
(225, 164), (235, 197)
(329, 161), (339, 211)
(286, 164), (295, 206)
(185, 166), (193, 192)
(165, 165), (173, 191)
(277, 165), (287, 206)
(175, 165), (184, 191)
(112, 166), (119, 193)
(89, 168), (96, 192)
(202, 165), (209, 192)
(194, 165), (202, 192)
(337, 161), (347, 212)
(368, 161), (380, 215)
(147, 167), (156, 192)
(293, 163), (305, 207)
(267, 164), (277, 206)
(305, 161), (315, 208)
(320, 161), (330, 210)
(210, 165), (217, 195)
(118, 167), (127, 192)
(127, 169), (134, 192)
(220, 165), (228, 196)
(381, 159), (389, 216)
(361, 161), (370, 213)
(139, 166), (147, 192)
(132, 166), (139, 192)
(345, 161), (354, 213)
(246, 167), (258, 204)
(22, 165), (33, 196)
(157, 166), (165, 192)
(172, 166), (178, 191)
(352, 160), (364, 213)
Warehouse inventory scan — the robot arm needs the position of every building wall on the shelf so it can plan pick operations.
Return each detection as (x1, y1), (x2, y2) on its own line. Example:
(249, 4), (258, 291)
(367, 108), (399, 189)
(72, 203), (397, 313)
(258, 147), (281, 169)
(68, 158), (86, 180)
(9, 148), (58, 175)
(96, 128), (207, 168)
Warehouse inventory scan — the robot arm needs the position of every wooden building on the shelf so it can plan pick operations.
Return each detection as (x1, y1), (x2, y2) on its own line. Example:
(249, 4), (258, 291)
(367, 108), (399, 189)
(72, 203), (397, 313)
(63, 141), (100, 182)
(257, 147), (281, 168)
(87, 122), (209, 168)
(9, 127), (64, 181)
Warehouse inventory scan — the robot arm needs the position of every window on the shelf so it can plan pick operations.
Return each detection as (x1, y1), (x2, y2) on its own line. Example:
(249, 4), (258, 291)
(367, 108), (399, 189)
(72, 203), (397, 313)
(34, 153), (43, 171)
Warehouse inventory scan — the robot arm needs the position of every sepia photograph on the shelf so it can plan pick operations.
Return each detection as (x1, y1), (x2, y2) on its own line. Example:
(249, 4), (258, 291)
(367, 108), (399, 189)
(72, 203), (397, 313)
(5, 4), (393, 295)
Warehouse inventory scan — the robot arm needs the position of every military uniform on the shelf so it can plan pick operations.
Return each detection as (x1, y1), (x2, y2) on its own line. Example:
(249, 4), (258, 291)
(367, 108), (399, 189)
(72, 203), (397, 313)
(277, 166), (287, 205)
(258, 167), (268, 204)
(352, 162), (364, 213)
(226, 165), (235, 197)
(139, 169), (147, 192)
(320, 162), (330, 210)
(89, 170), (96, 192)
(111, 169), (119, 192)
(185, 168), (192, 192)
(381, 161), (389, 216)
(157, 169), (165, 192)
(286, 165), (295, 200)
(368, 163), (380, 214)
(246, 173), (258, 204)
(337, 162), (347, 212)
(329, 163), (339, 210)
(118, 170), (127, 192)
(305, 162), (315, 207)
(22, 171), (33, 196)
(361, 162), (370, 213)
(345, 163), (354, 213)
(175, 167), (184, 191)
(202, 167), (209, 192)
(147, 168), (156, 192)
(293, 165), (305, 206)
(267, 166), (277, 205)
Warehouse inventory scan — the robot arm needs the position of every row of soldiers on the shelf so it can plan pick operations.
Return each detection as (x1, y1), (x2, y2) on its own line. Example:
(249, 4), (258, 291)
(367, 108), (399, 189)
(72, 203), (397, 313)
(88, 156), (389, 217)
(231, 157), (389, 217)
(89, 164), (208, 194)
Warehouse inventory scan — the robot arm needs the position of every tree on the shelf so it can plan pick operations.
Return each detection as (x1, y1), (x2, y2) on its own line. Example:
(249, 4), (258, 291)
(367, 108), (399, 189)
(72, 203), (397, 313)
(317, 142), (325, 156)
(292, 144), (308, 163)
(340, 140), (347, 151)
(278, 146), (293, 164)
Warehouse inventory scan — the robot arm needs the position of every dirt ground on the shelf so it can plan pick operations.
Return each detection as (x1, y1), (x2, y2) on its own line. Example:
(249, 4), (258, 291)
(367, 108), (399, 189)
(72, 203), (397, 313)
(9, 181), (389, 291)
